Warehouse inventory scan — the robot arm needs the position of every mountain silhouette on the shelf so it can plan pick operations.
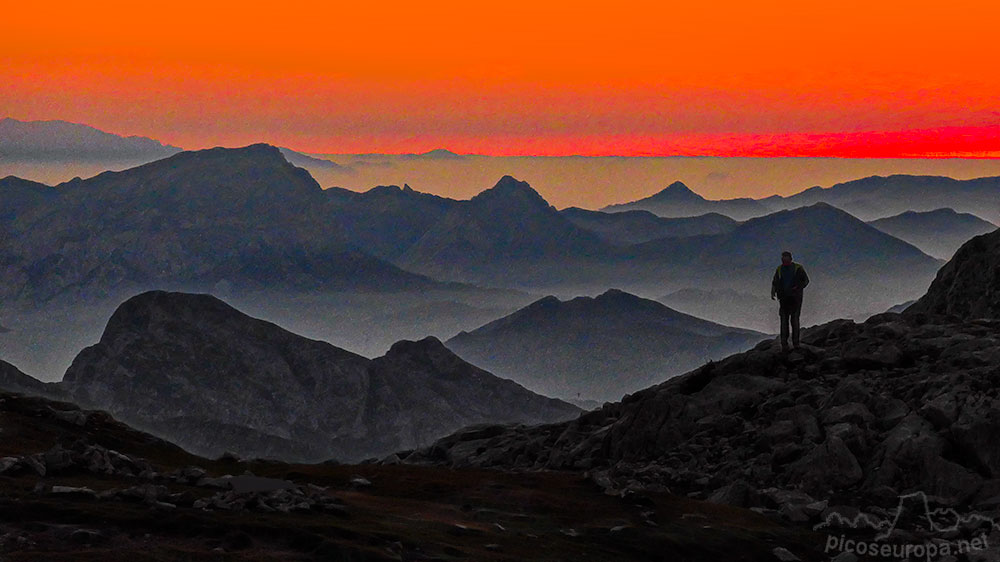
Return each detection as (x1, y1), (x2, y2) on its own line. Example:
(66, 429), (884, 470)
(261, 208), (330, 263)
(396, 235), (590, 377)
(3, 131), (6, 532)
(396, 175), (611, 283)
(633, 203), (936, 270)
(324, 183), (459, 260)
(446, 289), (765, 402)
(1, 144), (437, 304)
(61, 291), (580, 462)
(602, 181), (770, 221)
(615, 203), (942, 322)
(0, 117), (180, 160)
(868, 208), (997, 259)
(560, 207), (738, 245)
(0, 175), (58, 224)
(761, 174), (1000, 223)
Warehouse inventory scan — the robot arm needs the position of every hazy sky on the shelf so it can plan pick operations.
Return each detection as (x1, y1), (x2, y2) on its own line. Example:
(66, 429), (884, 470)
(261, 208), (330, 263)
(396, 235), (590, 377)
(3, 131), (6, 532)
(3, 1), (999, 157)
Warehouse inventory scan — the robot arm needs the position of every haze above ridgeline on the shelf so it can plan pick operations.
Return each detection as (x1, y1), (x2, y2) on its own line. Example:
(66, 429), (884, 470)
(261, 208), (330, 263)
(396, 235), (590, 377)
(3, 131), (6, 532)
(8, 118), (1000, 209)
(867, 208), (998, 259)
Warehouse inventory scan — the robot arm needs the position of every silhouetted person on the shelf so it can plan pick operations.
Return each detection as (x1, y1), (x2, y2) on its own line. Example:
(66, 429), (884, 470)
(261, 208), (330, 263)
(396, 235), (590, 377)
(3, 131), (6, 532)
(771, 251), (809, 351)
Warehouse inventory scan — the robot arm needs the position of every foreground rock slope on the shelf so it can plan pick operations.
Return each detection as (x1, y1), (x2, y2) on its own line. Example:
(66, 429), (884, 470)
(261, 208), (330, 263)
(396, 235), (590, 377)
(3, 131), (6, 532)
(0, 388), (823, 561)
(406, 229), (1000, 537)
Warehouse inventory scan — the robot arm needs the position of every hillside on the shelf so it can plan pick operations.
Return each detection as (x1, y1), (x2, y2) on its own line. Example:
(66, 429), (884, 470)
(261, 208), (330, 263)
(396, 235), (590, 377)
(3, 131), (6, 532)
(447, 289), (765, 402)
(405, 231), (1000, 548)
(0, 385), (818, 561)
(868, 208), (997, 259)
(1, 144), (437, 304)
(61, 291), (579, 462)
(396, 175), (612, 284)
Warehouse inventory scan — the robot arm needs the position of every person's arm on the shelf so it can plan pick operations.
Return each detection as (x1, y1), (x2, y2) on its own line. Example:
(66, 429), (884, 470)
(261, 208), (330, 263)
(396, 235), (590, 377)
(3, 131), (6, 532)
(771, 267), (779, 299)
(799, 266), (810, 290)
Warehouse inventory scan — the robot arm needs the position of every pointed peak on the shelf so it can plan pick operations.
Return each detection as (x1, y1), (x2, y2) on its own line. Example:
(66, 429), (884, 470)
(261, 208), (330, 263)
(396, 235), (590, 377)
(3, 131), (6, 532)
(418, 148), (463, 159)
(472, 176), (551, 209)
(494, 175), (531, 190)
(647, 181), (704, 202)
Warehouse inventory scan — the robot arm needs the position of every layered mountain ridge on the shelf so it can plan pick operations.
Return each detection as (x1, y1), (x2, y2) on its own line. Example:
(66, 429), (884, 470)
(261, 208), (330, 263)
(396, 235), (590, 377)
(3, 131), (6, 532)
(403, 229), (1000, 538)
(447, 289), (766, 402)
(60, 291), (580, 462)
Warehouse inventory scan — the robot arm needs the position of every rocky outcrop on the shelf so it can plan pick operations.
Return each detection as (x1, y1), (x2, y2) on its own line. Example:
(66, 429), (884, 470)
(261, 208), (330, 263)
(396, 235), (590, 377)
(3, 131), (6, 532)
(905, 228), (1000, 319)
(61, 291), (579, 463)
(406, 311), (1000, 523)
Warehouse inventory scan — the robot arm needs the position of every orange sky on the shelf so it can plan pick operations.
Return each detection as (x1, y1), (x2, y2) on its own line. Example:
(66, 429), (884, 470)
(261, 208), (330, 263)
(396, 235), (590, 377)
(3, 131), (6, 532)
(3, 0), (999, 156)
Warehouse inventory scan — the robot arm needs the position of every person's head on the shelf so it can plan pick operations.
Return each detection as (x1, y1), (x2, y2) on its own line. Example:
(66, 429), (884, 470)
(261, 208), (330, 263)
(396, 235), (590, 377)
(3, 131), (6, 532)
(781, 251), (792, 265)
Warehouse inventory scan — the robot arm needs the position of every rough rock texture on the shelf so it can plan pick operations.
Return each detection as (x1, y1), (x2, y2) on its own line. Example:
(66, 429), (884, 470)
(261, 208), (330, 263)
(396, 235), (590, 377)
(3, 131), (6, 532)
(61, 291), (580, 463)
(906, 228), (1000, 320)
(406, 311), (1000, 520)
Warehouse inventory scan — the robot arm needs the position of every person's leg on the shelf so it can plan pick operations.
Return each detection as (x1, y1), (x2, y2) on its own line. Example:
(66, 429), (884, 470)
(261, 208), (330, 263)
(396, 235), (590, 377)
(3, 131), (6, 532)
(779, 298), (790, 351)
(791, 294), (802, 348)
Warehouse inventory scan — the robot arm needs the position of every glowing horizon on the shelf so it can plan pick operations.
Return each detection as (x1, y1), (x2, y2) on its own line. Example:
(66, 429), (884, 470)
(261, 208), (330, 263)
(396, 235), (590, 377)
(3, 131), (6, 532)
(3, 1), (999, 158)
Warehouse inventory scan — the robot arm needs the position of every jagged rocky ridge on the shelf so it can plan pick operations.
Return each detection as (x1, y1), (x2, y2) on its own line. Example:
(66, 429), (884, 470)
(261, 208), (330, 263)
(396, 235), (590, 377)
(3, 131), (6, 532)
(61, 291), (579, 463)
(405, 230), (1000, 535)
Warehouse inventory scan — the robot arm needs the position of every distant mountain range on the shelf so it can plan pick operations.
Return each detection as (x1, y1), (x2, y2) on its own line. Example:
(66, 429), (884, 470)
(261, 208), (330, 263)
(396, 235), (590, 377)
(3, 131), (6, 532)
(867, 208), (997, 259)
(0, 141), (980, 380)
(560, 207), (737, 245)
(604, 175), (1000, 224)
(602, 181), (770, 221)
(609, 203), (942, 323)
(394, 175), (613, 284)
(0, 144), (439, 305)
(324, 183), (460, 260)
(61, 291), (579, 462)
(0, 117), (181, 161)
(761, 175), (1000, 223)
(446, 289), (765, 402)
